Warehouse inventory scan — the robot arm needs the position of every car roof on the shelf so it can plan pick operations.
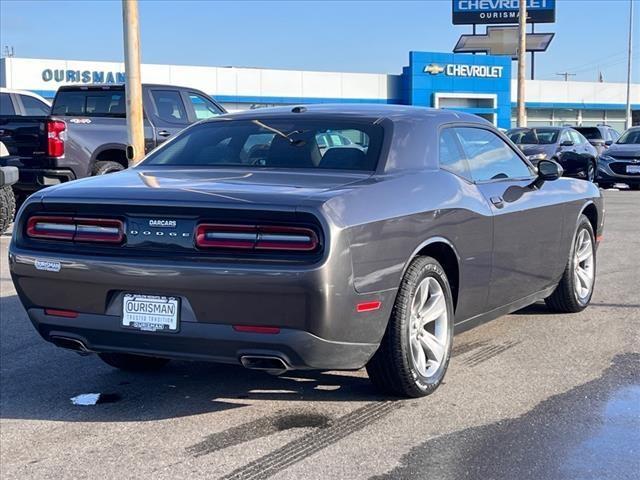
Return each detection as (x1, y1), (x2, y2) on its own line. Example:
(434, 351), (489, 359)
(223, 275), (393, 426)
(208, 104), (490, 125)
(0, 87), (51, 105)
(56, 83), (195, 91)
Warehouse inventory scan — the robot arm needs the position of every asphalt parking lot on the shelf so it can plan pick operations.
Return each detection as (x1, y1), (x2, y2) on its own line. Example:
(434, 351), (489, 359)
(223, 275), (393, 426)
(0, 190), (638, 480)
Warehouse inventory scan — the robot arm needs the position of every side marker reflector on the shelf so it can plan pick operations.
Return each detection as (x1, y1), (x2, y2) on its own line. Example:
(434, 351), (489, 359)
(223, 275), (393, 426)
(356, 301), (382, 313)
(233, 325), (281, 334)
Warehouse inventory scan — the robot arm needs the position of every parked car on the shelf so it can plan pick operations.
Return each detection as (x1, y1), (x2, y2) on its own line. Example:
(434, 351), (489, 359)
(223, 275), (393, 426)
(0, 84), (225, 200)
(597, 126), (640, 190)
(0, 141), (18, 234)
(507, 126), (598, 182)
(9, 105), (603, 398)
(573, 125), (621, 156)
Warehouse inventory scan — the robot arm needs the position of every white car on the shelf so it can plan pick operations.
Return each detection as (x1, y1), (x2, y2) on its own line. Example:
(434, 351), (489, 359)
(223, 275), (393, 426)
(0, 88), (51, 116)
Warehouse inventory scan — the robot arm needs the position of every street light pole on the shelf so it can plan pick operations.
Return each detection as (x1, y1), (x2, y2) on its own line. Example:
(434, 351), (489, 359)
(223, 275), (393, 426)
(625, 0), (634, 130)
(122, 0), (145, 166)
(517, 0), (527, 127)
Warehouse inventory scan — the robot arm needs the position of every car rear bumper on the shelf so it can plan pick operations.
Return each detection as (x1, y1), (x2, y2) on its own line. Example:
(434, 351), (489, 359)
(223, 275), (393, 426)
(28, 308), (379, 370)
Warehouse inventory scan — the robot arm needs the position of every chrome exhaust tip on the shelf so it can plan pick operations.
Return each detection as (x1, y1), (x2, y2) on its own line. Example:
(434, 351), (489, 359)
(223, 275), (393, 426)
(50, 336), (92, 355)
(240, 355), (290, 375)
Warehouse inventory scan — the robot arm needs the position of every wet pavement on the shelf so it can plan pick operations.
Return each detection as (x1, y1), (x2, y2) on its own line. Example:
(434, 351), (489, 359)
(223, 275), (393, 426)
(1, 191), (639, 479)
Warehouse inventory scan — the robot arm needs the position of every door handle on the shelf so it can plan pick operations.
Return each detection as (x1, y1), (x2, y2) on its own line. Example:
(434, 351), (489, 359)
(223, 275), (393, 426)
(490, 196), (504, 209)
(157, 130), (171, 137)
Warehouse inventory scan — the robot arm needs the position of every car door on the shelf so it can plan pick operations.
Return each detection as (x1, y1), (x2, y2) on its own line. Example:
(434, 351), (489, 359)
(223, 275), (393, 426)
(147, 88), (191, 146)
(453, 126), (567, 310)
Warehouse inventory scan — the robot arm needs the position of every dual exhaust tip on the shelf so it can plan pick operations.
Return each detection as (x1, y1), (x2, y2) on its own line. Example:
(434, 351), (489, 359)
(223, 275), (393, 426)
(50, 336), (290, 375)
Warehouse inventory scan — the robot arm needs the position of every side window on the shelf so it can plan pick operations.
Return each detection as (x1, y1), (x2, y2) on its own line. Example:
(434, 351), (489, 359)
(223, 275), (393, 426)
(560, 130), (572, 144)
(439, 129), (471, 180)
(19, 95), (50, 116)
(609, 129), (620, 141)
(454, 127), (534, 181)
(569, 130), (583, 144)
(0, 93), (16, 115)
(150, 90), (188, 123)
(187, 93), (222, 120)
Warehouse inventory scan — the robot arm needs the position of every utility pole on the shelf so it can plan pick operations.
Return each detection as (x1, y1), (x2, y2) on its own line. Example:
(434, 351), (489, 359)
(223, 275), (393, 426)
(555, 72), (576, 82)
(516, 0), (527, 127)
(122, 0), (145, 166)
(625, 0), (634, 129)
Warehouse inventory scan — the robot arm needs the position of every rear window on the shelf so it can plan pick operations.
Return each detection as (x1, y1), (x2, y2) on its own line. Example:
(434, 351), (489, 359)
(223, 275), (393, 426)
(142, 119), (383, 171)
(52, 90), (126, 117)
(574, 127), (602, 140)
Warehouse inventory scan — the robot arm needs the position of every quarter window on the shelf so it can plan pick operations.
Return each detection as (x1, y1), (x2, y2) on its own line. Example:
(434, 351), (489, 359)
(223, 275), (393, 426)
(151, 90), (188, 123)
(439, 129), (471, 180)
(454, 127), (534, 181)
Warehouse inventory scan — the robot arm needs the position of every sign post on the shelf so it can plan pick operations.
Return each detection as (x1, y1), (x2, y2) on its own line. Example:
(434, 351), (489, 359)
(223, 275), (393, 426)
(517, 0), (527, 127)
(122, 0), (145, 166)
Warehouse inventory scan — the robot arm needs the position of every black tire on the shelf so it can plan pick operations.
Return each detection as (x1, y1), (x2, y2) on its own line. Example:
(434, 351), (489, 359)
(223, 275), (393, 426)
(0, 186), (16, 235)
(93, 161), (125, 176)
(98, 352), (170, 371)
(366, 256), (454, 398)
(545, 215), (596, 313)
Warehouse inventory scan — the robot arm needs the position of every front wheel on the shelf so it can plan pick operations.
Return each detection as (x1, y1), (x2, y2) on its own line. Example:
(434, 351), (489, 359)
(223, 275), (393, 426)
(586, 160), (596, 182)
(98, 352), (170, 371)
(545, 215), (596, 313)
(366, 256), (454, 398)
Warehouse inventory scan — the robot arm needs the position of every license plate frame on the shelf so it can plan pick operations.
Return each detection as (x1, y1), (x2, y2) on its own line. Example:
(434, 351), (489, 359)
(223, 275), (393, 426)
(122, 294), (180, 333)
(626, 164), (640, 174)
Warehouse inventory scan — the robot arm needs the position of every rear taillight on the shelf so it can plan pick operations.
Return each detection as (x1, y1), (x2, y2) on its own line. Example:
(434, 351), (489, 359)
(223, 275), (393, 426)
(47, 120), (66, 157)
(196, 223), (318, 252)
(27, 216), (123, 244)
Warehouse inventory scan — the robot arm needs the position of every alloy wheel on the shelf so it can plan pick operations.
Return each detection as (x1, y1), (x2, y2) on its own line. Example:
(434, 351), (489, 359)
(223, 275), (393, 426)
(574, 229), (594, 301)
(408, 277), (450, 378)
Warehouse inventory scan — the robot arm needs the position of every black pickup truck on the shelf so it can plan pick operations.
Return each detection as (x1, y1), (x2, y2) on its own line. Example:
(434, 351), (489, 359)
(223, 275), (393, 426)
(0, 84), (225, 199)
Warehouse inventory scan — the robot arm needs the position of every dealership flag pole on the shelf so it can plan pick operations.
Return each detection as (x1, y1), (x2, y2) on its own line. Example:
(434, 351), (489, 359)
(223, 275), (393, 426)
(122, 0), (145, 166)
(517, 0), (527, 127)
(625, 0), (634, 130)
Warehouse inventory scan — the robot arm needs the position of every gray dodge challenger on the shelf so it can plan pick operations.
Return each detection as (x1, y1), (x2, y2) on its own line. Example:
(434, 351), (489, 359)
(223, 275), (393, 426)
(9, 105), (604, 397)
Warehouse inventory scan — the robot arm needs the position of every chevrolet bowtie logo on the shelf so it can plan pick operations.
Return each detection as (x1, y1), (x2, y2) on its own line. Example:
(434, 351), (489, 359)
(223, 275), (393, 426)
(424, 64), (445, 75)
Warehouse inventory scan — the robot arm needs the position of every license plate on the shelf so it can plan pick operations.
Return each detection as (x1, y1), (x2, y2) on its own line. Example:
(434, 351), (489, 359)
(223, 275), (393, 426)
(122, 294), (180, 332)
(626, 165), (640, 174)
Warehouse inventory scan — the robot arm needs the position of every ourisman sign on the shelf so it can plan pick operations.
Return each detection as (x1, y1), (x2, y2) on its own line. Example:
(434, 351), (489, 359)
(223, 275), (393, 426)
(42, 69), (126, 84)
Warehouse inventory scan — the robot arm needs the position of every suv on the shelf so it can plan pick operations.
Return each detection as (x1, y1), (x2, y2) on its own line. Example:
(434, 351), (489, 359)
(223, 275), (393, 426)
(0, 84), (225, 197)
(573, 125), (621, 156)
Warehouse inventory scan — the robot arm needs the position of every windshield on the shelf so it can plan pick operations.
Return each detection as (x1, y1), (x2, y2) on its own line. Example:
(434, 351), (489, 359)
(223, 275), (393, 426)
(508, 128), (559, 145)
(617, 129), (640, 145)
(52, 90), (126, 117)
(142, 119), (383, 171)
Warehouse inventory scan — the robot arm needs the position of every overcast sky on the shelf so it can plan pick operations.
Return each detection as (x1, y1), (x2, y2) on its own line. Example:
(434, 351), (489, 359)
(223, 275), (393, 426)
(1, 0), (638, 83)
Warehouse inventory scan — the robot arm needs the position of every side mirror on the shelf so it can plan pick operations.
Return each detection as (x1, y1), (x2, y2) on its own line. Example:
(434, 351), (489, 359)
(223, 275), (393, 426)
(560, 140), (574, 147)
(605, 140), (613, 146)
(538, 159), (563, 181)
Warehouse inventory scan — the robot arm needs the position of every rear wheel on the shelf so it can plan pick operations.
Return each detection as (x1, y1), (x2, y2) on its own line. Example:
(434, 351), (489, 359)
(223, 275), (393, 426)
(93, 161), (125, 176)
(98, 352), (170, 371)
(366, 256), (454, 398)
(586, 160), (596, 182)
(545, 215), (596, 313)
(0, 186), (16, 235)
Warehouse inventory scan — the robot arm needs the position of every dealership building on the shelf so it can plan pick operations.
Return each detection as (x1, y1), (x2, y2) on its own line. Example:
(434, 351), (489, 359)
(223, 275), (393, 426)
(1, 53), (638, 131)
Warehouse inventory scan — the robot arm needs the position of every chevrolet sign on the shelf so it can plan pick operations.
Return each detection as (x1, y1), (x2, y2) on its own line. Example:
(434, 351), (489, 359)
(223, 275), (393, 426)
(424, 63), (504, 78)
(452, 0), (556, 25)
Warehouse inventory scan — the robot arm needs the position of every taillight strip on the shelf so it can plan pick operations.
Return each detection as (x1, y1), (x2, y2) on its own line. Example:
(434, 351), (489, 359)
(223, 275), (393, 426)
(196, 223), (319, 252)
(26, 216), (123, 244)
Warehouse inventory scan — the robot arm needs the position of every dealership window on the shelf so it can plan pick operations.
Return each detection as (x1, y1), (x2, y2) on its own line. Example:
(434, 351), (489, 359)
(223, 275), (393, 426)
(581, 110), (606, 127)
(604, 110), (626, 133)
